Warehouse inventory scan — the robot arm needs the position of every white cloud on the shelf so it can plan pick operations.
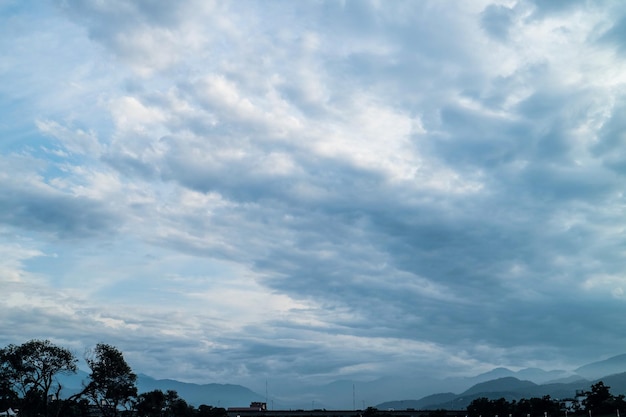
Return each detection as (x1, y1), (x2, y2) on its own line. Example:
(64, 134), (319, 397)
(0, 238), (45, 284)
(37, 119), (100, 153)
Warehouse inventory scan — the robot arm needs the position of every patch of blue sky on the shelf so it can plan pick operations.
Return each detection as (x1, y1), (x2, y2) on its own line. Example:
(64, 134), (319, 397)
(0, 129), (88, 186)
(1, 0), (123, 147)
(34, 238), (249, 307)
(0, 118), (42, 153)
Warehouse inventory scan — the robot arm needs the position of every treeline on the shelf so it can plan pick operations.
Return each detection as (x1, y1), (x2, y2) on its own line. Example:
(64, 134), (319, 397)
(0, 339), (227, 417)
(467, 381), (626, 417)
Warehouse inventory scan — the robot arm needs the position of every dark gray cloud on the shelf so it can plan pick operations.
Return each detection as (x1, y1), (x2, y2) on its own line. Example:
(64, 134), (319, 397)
(593, 98), (626, 174)
(57, 0), (185, 42)
(481, 4), (515, 40)
(528, 0), (589, 17)
(0, 174), (120, 238)
(598, 16), (626, 53)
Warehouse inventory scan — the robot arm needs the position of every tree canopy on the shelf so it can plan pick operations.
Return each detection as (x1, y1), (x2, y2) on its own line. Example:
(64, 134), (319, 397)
(83, 343), (138, 417)
(583, 381), (626, 416)
(0, 339), (77, 417)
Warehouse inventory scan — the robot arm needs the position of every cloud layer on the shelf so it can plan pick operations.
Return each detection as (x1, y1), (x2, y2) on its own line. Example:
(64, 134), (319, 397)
(3, 0), (626, 398)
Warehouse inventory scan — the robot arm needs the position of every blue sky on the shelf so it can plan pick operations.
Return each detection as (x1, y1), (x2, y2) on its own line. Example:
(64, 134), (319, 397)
(2, 0), (626, 397)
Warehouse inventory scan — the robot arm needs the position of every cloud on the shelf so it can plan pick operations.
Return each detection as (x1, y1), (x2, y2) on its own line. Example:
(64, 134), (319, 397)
(528, 0), (589, 17)
(0, 153), (121, 238)
(3, 0), (626, 398)
(481, 4), (516, 40)
(598, 16), (626, 54)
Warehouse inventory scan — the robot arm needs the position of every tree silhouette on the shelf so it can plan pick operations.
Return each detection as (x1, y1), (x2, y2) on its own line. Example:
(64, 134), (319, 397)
(83, 343), (138, 417)
(0, 340), (77, 417)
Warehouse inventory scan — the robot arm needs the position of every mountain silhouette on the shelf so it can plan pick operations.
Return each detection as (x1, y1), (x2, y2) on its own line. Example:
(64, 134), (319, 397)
(377, 376), (591, 410)
(461, 376), (538, 396)
(136, 374), (265, 407)
(55, 371), (263, 408)
(575, 354), (626, 380)
(377, 354), (626, 410)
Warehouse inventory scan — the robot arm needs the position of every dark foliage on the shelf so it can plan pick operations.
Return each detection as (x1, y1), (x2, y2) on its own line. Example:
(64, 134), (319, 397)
(0, 339), (77, 417)
(83, 343), (138, 417)
(583, 381), (626, 416)
(467, 395), (560, 417)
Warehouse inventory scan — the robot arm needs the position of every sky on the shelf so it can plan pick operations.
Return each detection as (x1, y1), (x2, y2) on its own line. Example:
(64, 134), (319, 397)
(2, 0), (626, 398)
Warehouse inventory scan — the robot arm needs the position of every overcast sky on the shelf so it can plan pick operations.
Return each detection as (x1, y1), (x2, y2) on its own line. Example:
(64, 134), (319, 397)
(2, 0), (626, 395)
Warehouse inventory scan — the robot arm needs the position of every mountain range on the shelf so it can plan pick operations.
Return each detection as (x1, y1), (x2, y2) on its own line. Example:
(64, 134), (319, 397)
(378, 354), (626, 410)
(57, 371), (264, 408)
(55, 354), (626, 410)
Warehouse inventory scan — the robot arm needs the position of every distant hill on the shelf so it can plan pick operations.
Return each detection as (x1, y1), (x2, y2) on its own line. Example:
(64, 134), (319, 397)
(374, 354), (626, 411)
(57, 369), (90, 395)
(136, 374), (265, 407)
(596, 372), (626, 395)
(575, 354), (626, 380)
(56, 371), (263, 408)
(278, 376), (458, 410)
(516, 368), (573, 384)
(461, 377), (537, 396)
(377, 393), (457, 410)
(377, 376), (594, 410)
(473, 368), (516, 382)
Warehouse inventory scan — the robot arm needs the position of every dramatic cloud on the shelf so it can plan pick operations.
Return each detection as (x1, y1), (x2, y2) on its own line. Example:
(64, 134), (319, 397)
(3, 0), (626, 405)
